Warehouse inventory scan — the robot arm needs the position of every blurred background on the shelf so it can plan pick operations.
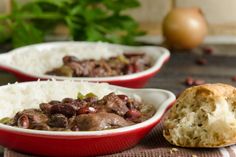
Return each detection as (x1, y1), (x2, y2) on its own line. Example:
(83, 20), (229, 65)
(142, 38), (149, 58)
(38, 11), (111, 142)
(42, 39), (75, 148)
(130, 0), (236, 37)
(1, 0), (236, 41)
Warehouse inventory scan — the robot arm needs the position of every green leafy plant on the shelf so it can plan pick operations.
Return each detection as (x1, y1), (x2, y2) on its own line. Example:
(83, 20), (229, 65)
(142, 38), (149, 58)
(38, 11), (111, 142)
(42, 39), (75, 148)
(0, 0), (144, 48)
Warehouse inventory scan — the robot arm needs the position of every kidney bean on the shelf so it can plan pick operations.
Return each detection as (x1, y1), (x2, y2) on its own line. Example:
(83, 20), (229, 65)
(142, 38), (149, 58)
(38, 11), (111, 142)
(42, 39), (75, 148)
(125, 109), (141, 120)
(77, 107), (96, 115)
(17, 115), (30, 129)
(50, 104), (76, 118)
(63, 56), (79, 64)
(49, 100), (61, 105)
(40, 103), (53, 114)
(194, 79), (205, 85)
(202, 46), (214, 55)
(184, 77), (205, 86)
(232, 76), (236, 82)
(195, 58), (208, 65)
(185, 77), (194, 86)
(62, 98), (74, 103)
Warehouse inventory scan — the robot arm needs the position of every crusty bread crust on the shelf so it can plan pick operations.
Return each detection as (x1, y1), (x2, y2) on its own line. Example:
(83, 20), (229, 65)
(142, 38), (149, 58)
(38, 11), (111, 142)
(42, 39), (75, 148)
(163, 83), (236, 147)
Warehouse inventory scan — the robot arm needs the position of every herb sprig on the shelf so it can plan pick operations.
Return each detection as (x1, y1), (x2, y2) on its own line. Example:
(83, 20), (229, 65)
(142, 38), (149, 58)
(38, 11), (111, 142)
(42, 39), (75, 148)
(0, 0), (144, 48)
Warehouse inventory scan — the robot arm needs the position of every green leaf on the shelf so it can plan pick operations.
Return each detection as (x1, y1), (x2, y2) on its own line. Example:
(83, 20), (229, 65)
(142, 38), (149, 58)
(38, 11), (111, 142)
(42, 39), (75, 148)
(0, 24), (11, 43)
(12, 22), (44, 47)
(77, 0), (101, 7)
(32, 0), (68, 8)
(70, 5), (84, 16)
(0, 0), (144, 46)
(77, 92), (85, 100)
(85, 26), (105, 41)
(65, 16), (84, 40)
(103, 0), (140, 12)
(11, 0), (20, 12)
(21, 3), (43, 15)
(83, 8), (108, 22)
(0, 14), (9, 20)
(85, 92), (97, 98)
(0, 117), (12, 124)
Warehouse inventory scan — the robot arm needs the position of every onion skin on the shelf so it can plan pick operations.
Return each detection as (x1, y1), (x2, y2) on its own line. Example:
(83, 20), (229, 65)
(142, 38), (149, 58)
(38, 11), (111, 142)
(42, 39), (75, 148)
(162, 8), (208, 49)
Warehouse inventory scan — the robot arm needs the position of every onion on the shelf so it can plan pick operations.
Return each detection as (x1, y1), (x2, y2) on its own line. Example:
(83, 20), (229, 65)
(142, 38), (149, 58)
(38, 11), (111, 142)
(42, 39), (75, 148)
(162, 8), (208, 49)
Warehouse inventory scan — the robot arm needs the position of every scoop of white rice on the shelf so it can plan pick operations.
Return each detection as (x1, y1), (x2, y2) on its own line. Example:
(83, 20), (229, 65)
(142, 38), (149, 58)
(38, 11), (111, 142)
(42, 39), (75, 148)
(0, 42), (124, 75)
(0, 81), (136, 119)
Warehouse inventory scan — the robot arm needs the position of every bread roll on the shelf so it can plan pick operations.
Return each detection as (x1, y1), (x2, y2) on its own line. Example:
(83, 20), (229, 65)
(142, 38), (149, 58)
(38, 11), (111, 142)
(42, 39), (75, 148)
(163, 83), (236, 147)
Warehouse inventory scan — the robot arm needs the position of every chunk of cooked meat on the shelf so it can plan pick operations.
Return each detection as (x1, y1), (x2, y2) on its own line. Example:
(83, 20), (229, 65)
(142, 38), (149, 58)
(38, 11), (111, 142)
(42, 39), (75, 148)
(48, 114), (68, 128)
(63, 56), (79, 64)
(102, 92), (129, 116)
(31, 123), (50, 130)
(13, 109), (48, 129)
(75, 112), (133, 131)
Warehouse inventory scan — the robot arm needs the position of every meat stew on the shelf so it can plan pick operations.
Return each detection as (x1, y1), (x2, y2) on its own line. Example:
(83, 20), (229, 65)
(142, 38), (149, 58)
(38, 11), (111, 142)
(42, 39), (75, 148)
(0, 92), (155, 131)
(46, 53), (151, 77)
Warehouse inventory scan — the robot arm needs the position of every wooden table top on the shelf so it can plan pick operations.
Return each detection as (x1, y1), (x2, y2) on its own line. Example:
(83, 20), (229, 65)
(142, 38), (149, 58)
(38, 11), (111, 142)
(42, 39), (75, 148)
(146, 51), (236, 94)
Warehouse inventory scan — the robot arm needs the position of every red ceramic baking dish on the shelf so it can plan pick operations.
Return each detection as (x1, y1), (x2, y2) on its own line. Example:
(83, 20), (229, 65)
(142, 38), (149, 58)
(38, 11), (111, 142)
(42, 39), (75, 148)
(0, 81), (175, 157)
(0, 42), (170, 88)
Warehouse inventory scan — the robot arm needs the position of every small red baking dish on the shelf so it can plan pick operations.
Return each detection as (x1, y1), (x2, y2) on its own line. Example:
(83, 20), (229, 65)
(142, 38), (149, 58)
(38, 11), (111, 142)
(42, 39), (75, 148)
(0, 42), (170, 88)
(0, 81), (175, 157)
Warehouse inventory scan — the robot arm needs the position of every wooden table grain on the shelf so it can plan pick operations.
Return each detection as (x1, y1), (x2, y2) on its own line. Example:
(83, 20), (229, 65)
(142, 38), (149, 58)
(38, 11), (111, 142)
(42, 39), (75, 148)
(146, 52), (236, 94)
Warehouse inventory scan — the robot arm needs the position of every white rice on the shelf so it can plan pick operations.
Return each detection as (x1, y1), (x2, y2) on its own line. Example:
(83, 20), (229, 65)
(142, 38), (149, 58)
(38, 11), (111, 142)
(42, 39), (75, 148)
(0, 42), (124, 75)
(0, 81), (135, 119)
